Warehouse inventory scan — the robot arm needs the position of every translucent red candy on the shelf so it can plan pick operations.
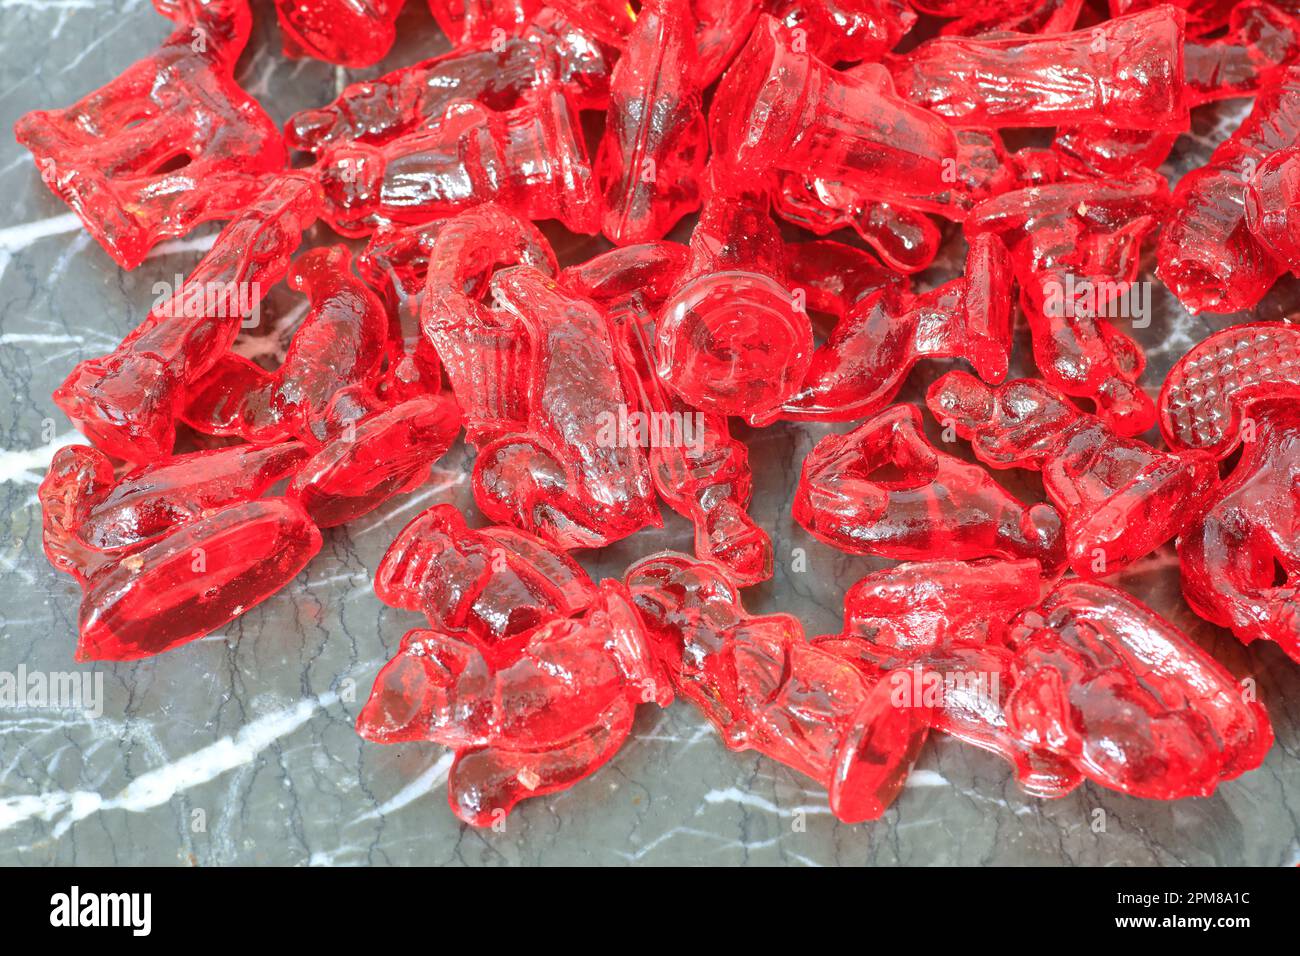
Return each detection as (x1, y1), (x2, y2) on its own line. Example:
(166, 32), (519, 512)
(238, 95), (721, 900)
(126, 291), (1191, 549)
(1161, 323), (1300, 662)
(286, 11), (611, 155)
(55, 174), (321, 463)
(889, 7), (1190, 131)
(361, 504), (668, 825)
(595, 0), (707, 244)
(14, 0), (286, 269)
(181, 245), (390, 446)
(39, 442), (319, 661)
(654, 175), (811, 420)
(625, 553), (932, 823)
(426, 0), (542, 46)
(274, 0), (404, 67)
(928, 371), (1219, 577)
(712, 16), (965, 217)
(1158, 63), (1300, 313)
(766, 233), (1013, 423)
(770, 0), (917, 65)
(1184, 0), (1300, 106)
(967, 169), (1169, 434)
(316, 86), (599, 237)
(794, 404), (1067, 573)
(823, 565), (1273, 799)
(564, 243), (774, 586)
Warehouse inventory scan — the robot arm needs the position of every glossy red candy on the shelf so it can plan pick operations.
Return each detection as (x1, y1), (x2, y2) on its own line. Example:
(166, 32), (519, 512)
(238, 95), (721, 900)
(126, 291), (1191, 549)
(1160, 323), (1300, 662)
(712, 16), (964, 217)
(654, 176), (811, 420)
(358, 580), (669, 826)
(1158, 64), (1300, 313)
(288, 394), (463, 528)
(770, 0), (917, 64)
(419, 205), (561, 441)
(451, 265), (660, 549)
(774, 173), (943, 274)
(596, 0), (707, 245)
(274, 0), (404, 67)
(286, 11), (612, 155)
(1245, 143), (1300, 272)
(181, 245), (389, 446)
(928, 371), (1219, 578)
(566, 243), (774, 586)
(812, 558), (1081, 796)
(374, 503), (597, 660)
(822, 565), (1272, 799)
(1110, 0), (1236, 35)
(767, 234), (1013, 423)
(967, 170), (1169, 435)
(54, 174), (321, 463)
(14, 0), (286, 270)
(890, 7), (1189, 131)
(794, 404), (1066, 572)
(1005, 580), (1272, 799)
(936, 0), (1084, 35)
(625, 553), (932, 822)
(39, 442), (319, 660)
(1184, 1), (1300, 106)
(1052, 125), (1179, 177)
(316, 86), (599, 237)
(427, 0), (543, 45)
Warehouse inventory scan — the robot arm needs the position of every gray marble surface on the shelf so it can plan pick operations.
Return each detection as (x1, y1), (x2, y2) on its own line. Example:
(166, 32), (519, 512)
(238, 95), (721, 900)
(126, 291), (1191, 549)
(1, 1), (1298, 866)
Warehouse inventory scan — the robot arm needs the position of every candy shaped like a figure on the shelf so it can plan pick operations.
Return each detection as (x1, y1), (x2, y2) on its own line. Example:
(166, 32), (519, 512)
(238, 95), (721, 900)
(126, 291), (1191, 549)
(566, 243), (774, 586)
(287, 12), (612, 155)
(419, 206), (562, 443)
(374, 503), (597, 663)
(358, 581), (670, 826)
(767, 233), (1014, 424)
(1004, 580), (1273, 798)
(711, 16), (964, 217)
(625, 553), (932, 822)
(14, 0), (286, 269)
(655, 177), (811, 420)
(794, 404), (1066, 573)
(317, 87), (599, 237)
(288, 393), (463, 528)
(770, 0), (917, 64)
(775, 173), (943, 274)
(1158, 64), (1300, 313)
(427, 0), (543, 45)
(889, 7), (1189, 130)
(596, 0), (707, 245)
(459, 267), (660, 549)
(54, 175), (322, 464)
(1184, 1), (1300, 106)
(182, 246), (389, 446)
(1160, 323), (1300, 662)
(813, 558), (1083, 796)
(928, 371), (1219, 578)
(39, 442), (320, 661)
(821, 565), (1273, 799)
(968, 169), (1169, 435)
(274, 0), (405, 67)
(1245, 144), (1300, 273)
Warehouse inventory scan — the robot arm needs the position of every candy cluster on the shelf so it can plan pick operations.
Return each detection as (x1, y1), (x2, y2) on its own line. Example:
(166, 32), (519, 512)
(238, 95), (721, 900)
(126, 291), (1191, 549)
(19, 0), (1299, 826)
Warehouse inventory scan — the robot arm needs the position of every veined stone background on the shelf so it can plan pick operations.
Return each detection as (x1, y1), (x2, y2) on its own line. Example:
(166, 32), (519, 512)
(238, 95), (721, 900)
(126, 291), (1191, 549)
(1, 0), (1297, 866)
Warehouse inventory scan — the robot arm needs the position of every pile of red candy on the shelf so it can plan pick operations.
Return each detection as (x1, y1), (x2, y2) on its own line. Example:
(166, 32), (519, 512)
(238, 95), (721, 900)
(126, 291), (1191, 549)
(21, 0), (1300, 827)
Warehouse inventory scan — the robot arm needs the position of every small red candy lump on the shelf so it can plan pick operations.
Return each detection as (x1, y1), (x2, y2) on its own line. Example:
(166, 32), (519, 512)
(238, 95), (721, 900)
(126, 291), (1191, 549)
(23, 0), (1291, 827)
